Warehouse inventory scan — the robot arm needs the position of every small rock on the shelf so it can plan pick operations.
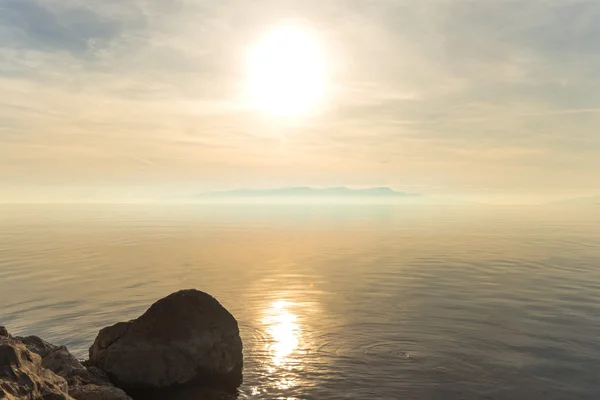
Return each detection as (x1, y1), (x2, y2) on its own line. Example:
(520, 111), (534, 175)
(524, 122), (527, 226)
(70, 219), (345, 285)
(69, 384), (131, 400)
(88, 289), (243, 391)
(0, 326), (9, 338)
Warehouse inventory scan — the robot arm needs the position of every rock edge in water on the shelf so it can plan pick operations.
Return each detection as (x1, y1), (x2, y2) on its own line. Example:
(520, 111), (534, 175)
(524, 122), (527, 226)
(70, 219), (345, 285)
(1, 289), (243, 400)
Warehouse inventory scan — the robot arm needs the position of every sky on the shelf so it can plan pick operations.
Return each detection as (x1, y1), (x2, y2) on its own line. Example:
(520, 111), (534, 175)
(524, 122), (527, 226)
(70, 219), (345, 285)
(1, 0), (599, 203)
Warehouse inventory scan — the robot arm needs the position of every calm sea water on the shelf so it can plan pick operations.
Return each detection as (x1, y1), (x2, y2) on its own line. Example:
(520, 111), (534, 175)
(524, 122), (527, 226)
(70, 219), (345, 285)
(1, 204), (600, 400)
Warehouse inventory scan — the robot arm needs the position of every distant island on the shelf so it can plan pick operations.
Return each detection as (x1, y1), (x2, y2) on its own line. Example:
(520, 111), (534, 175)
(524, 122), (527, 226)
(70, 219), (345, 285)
(197, 187), (421, 198)
(180, 187), (424, 204)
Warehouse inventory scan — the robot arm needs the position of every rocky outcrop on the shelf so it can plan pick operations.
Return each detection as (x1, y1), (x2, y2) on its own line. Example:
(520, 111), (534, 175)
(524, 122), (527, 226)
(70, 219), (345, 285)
(0, 330), (131, 400)
(88, 289), (243, 391)
(0, 333), (72, 399)
(1, 289), (243, 399)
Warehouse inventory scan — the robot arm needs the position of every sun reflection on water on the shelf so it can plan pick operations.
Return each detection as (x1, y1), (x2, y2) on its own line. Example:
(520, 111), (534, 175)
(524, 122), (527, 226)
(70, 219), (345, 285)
(252, 290), (325, 396)
(264, 300), (300, 367)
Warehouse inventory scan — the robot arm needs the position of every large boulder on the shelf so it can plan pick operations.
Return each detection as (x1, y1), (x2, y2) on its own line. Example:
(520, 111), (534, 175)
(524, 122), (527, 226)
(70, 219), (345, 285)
(0, 332), (72, 400)
(88, 289), (243, 391)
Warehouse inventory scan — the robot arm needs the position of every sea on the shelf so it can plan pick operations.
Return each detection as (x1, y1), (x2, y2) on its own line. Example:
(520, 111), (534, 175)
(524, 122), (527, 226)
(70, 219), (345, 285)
(1, 204), (599, 400)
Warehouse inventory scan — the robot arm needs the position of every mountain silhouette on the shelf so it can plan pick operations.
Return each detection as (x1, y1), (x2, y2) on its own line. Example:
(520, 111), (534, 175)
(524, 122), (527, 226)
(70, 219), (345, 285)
(195, 187), (421, 198)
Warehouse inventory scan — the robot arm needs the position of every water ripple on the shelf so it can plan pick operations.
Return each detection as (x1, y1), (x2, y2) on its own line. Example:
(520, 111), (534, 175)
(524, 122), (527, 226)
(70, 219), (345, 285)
(1, 204), (600, 399)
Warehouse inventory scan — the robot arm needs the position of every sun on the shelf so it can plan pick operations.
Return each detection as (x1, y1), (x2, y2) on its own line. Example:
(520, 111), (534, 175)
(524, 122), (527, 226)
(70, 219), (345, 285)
(246, 21), (329, 117)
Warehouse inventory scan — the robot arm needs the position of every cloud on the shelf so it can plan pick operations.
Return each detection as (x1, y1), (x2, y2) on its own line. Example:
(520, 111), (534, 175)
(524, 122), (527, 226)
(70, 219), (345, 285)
(0, 0), (130, 55)
(0, 0), (599, 200)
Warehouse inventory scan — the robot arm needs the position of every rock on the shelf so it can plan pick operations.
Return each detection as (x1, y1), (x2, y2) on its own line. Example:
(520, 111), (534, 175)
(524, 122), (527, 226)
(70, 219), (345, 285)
(2, 328), (132, 400)
(70, 366), (132, 400)
(0, 335), (72, 400)
(37, 346), (132, 400)
(89, 289), (243, 391)
(69, 384), (132, 400)
(42, 347), (89, 385)
(16, 335), (58, 358)
(84, 366), (115, 387)
(0, 326), (9, 338)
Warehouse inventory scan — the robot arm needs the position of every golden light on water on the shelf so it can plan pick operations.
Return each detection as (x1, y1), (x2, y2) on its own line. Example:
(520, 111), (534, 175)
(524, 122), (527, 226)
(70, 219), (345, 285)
(264, 300), (300, 367)
(246, 21), (329, 117)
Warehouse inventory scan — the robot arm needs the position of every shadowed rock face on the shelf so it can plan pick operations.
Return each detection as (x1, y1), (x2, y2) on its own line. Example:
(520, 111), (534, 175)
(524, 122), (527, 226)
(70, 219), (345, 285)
(88, 289), (243, 392)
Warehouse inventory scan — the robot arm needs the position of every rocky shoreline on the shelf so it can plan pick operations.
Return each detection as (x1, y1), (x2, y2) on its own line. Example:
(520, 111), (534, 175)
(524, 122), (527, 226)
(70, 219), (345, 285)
(1, 290), (243, 400)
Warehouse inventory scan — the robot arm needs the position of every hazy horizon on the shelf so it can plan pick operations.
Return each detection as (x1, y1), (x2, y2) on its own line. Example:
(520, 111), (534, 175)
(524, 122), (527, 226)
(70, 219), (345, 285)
(1, 185), (599, 205)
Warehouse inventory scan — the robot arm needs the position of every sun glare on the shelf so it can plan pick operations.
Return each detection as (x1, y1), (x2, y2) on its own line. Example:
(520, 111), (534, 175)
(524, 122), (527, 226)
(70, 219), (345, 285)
(246, 21), (329, 117)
